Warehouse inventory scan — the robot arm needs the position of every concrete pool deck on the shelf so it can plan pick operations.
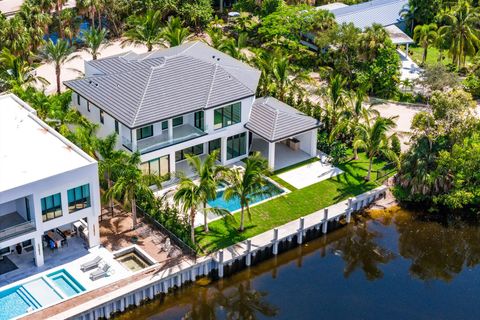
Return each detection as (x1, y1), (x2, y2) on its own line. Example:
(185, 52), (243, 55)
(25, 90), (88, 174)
(277, 157), (343, 189)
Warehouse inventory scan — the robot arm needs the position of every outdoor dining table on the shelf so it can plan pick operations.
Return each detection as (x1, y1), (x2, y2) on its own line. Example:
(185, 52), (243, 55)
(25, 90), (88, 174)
(47, 231), (63, 248)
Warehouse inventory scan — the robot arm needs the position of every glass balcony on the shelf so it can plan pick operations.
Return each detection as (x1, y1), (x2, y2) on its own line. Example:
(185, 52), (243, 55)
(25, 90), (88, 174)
(123, 124), (207, 154)
(0, 212), (36, 242)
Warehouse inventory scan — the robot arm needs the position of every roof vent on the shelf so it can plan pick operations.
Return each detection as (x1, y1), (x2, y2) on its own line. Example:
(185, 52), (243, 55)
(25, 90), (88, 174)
(212, 55), (215, 59)
(217, 58), (220, 61)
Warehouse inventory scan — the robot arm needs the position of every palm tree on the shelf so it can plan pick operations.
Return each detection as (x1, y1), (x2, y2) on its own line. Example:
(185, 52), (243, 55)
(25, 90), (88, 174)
(40, 39), (78, 93)
(83, 27), (109, 60)
(354, 115), (399, 181)
(413, 23), (438, 65)
(219, 33), (247, 61)
(438, 1), (480, 68)
(223, 152), (273, 232)
(320, 74), (349, 134)
(173, 177), (204, 244)
(122, 9), (163, 52)
(18, 2), (51, 53)
(70, 121), (99, 159)
(358, 24), (390, 62)
(0, 48), (49, 89)
(0, 16), (31, 59)
(97, 134), (127, 216)
(106, 152), (160, 229)
(185, 150), (225, 233)
(224, 281), (278, 318)
(160, 16), (192, 48)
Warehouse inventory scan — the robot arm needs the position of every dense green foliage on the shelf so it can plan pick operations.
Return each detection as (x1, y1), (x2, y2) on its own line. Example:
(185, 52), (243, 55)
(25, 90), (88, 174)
(396, 89), (480, 213)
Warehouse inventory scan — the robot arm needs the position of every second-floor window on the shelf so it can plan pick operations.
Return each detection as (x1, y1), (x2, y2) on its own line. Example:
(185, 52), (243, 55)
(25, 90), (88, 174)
(67, 184), (91, 213)
(194, 111), (204, 131)
(41, 193), (63, 222)
(100, 110), (105, 124)
(137, 125), (153, 140)
(115, 120), (119, 134)
(173, 116), (183, 127)
(87, 101), (91, 112)
(214, 102), (241, 129)
(77, 94), (81, 106)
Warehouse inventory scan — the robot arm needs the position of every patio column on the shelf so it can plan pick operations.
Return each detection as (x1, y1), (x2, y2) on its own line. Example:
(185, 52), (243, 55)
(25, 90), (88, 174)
(131, 129), (138, 152)
(33, 235), (44, 267)
(87, 214), (100, 248)
(310, 129), (317, 157)
(168, 119), (173, 141)
(169, 152), (176, 177)
(220, 137), (227, 164)
(268, 142), (275, 170)
(88, 179), (101, 247)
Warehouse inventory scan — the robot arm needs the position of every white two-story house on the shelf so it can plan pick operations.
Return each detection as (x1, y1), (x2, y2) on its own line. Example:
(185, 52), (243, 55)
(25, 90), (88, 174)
(65, 41), (321, 178)
(0, 94), (101, 268)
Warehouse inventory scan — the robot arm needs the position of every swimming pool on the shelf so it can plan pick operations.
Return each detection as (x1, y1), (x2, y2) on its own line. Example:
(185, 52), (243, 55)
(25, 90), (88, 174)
(0, 277), (63, 320)
(47, 269), (85, 297)
(0, 269), (85, 319)
(207, 181), (284, 212)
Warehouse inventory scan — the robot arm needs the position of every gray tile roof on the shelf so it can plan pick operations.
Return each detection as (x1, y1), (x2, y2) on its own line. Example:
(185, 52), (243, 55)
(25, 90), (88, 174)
(245, 97), (321, 142)
(65, 41), (260, 128)
(330, 0), (407, 29)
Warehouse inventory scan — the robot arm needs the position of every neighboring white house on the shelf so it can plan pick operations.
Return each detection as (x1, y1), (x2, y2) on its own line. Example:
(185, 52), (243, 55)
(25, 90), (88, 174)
(0, 94), (101, 267)
(65, 41), (321, 176)
(302, 0), (414, 51)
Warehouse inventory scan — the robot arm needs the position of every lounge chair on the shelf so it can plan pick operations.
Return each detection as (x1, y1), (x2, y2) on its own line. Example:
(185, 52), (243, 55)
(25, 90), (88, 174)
(81, 256), (102, 272)
(90, 264), (111, 281)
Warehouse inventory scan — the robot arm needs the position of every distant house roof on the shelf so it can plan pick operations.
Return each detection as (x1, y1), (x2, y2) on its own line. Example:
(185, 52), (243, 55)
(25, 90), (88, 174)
(65, 41), (260, 128)
(316, 2), (349, 11)
(385, 25), (414, 44)
(245, 97), (321, 142)
(330, 0), (408, 29)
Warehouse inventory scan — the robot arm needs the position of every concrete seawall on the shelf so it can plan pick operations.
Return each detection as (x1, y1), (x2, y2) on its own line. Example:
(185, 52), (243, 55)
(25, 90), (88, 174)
(25, 186), (387, 320)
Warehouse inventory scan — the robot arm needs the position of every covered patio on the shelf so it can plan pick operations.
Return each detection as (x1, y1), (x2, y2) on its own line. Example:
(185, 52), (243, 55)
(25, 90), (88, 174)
(246, 97), (321, 171)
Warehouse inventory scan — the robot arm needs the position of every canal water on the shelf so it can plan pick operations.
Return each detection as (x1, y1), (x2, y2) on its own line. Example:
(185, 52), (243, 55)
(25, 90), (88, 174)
(117, 207), (480, 320)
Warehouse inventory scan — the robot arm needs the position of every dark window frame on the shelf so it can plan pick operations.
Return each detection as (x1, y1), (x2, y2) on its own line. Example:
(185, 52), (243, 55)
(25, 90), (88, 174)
(115, 120), (119, 134)
(100, 110), (104, 124)
(175, 143), (204, 162)
(41, 193), (63, 222)
(173, 117), (183, 127)
(194, 111), (205, 131)
(137, 125), (153, 140)
(214, 102), (241, 130)
(227, 132), (246, 160)
(67, 184), (91, 213)
(87, 101), (91, 112)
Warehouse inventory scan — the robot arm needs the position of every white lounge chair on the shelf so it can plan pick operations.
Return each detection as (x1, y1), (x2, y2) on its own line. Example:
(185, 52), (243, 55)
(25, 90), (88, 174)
(80, 256), (102, 272)
(90, 264), (111, 281)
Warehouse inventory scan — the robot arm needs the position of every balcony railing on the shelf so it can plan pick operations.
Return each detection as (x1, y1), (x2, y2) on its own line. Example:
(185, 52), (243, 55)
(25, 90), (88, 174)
(0, 221), (36, 242)
(123, 124), (207, 155)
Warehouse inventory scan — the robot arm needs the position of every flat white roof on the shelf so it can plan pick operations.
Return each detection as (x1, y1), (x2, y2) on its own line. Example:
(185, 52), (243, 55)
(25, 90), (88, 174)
(0, 94), (95, 192)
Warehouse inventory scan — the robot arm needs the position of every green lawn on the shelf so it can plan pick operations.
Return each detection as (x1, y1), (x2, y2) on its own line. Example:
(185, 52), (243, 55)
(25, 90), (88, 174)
(195, 153), (388, 253)
(405, 45), (472, 67)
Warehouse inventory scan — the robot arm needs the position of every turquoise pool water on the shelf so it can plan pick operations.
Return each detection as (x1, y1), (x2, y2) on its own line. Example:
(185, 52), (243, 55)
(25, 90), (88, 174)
(0, 284), (41, 320)
(208, 181), (284, 212)
(47, 269), (85, 297)
(0, 269), (85, 319)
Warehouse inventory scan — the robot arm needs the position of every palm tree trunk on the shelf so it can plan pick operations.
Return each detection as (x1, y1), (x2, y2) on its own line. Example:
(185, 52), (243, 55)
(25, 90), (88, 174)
(366, 157), (373, 181)
(107, 174), (113, 216)
(240, 205), (245, 232)
(422, 46), (427, 64)
(56, 65), (61, 94)
(131, 197), (137, 229)
(190, 208), (196, 244)
(203, 201), (209, 232)
(353, 147), (358, 160)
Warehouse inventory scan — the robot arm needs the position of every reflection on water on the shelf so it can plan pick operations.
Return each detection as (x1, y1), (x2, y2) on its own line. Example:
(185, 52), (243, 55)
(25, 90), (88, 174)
(118, 208), (480, 320)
